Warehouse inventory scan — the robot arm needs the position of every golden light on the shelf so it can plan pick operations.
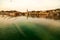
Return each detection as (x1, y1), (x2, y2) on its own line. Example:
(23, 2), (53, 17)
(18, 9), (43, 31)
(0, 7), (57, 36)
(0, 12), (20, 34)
(0, 0), (60, 11)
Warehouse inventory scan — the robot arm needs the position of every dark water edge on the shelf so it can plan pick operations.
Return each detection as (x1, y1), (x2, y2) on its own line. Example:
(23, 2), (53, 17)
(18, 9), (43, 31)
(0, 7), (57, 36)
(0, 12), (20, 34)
(0, 17), (60, 40)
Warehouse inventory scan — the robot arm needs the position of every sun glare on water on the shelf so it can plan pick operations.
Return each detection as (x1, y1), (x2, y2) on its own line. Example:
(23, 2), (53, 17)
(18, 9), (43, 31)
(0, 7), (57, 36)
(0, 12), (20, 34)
(0, 16), (60, 28)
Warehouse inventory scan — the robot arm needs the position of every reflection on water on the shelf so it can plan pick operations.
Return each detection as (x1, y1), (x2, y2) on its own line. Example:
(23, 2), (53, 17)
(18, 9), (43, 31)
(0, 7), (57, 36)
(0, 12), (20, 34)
(0, 16), (60, 40)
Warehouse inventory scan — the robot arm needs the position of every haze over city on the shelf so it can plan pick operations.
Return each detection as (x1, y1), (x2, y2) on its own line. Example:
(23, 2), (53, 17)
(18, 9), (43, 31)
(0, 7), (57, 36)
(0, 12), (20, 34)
(0, 0), (60, 12)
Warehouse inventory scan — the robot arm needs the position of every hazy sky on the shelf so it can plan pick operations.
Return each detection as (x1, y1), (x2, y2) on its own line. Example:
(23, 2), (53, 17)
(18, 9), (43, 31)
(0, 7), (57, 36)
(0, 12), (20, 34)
(0, 0), (60, 12)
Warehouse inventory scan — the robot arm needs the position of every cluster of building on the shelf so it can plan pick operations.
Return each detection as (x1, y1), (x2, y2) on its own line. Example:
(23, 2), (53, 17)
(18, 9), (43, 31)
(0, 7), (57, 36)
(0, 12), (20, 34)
(24, 9), (60, 20)
(0, 8), (60, 20)
(0, 10), (27, 17)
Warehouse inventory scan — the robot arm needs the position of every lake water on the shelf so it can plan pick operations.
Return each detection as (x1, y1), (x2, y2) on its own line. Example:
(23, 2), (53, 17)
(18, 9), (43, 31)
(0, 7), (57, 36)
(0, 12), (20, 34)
(0, 16), (60, 40)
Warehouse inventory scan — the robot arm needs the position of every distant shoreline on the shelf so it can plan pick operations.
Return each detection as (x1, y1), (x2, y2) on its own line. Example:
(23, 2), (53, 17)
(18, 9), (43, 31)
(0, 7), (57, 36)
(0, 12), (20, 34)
(0, 8), (60, 20)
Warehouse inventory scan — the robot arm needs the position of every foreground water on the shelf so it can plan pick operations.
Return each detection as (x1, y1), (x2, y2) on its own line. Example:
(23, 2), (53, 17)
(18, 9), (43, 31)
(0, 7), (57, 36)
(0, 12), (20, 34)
(0, 16), (60, 40)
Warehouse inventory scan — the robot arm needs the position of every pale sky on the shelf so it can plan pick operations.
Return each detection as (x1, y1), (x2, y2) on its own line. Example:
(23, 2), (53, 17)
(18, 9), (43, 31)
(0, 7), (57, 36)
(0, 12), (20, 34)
(0, 0), (60, 12)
